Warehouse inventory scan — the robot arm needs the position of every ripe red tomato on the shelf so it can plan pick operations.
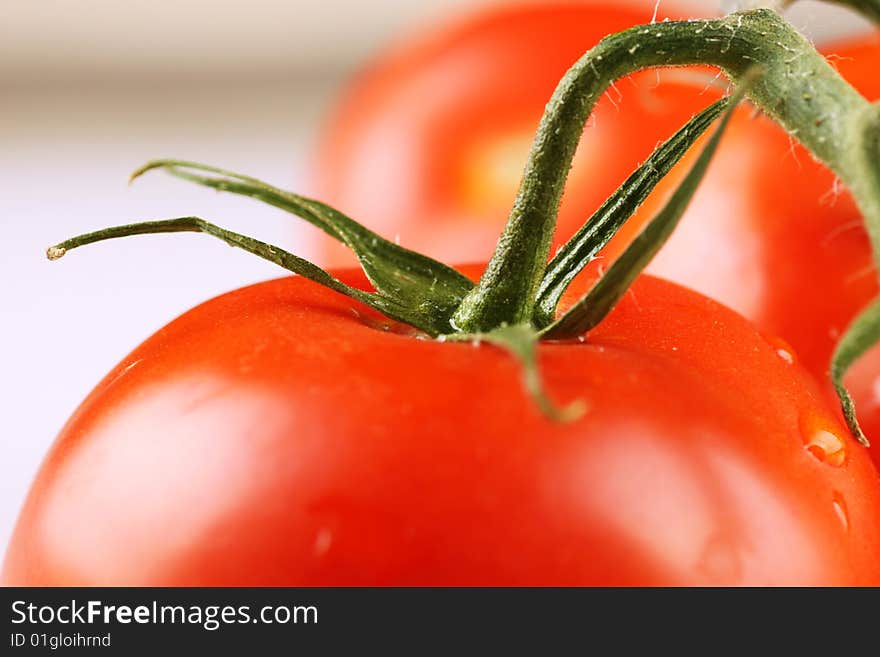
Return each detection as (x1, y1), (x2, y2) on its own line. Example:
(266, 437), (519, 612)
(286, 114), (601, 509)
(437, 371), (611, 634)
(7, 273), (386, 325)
(4, 267), (880, 585)
(313, 2), (880, 461)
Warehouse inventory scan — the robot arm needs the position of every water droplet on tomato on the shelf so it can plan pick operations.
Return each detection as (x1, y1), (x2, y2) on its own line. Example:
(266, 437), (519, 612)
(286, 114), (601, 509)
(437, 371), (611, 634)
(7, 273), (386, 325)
(799, 413), (846, 467)
(832, 493), (849, 532)
(776, 348), (794, 364)
(762, 333), (797, 365)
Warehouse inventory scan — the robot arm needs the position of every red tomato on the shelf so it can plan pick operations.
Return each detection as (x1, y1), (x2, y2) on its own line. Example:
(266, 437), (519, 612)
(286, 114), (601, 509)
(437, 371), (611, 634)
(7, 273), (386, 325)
(313, 2), (880, 463)
(4, 267), (880, 585)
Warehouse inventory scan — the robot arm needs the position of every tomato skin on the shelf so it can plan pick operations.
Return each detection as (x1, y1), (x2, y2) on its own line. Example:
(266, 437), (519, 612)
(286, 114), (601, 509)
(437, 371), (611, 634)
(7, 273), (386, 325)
(313, 2), (880, 465)
(4, 267), (880, 586)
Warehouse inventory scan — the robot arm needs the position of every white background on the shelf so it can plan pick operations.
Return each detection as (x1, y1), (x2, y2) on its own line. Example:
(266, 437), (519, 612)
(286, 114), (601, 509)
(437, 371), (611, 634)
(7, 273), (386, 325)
(0, 1), (870, 553)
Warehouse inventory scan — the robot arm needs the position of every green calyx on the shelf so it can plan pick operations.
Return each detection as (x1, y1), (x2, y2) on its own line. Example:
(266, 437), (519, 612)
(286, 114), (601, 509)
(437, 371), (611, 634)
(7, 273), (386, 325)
(51, 91), (734, 341)
(49, 96), (739, 419)
(128, 161), (473, 337)
(48, 8), (880, 439)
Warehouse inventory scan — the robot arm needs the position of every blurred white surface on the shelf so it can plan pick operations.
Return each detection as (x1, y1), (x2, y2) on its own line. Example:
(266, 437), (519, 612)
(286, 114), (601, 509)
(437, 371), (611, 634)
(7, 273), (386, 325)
(1, 0), (483, 83)
(0, 0), (872, 556)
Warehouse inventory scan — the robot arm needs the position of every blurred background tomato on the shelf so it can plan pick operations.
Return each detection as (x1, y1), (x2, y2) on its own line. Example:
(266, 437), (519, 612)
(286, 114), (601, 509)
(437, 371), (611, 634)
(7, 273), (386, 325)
(0, 0), (870, 551)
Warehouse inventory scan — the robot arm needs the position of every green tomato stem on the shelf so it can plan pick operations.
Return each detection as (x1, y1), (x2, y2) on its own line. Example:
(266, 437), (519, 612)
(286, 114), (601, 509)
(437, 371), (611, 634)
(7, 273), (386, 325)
(452, 8), (878, 333)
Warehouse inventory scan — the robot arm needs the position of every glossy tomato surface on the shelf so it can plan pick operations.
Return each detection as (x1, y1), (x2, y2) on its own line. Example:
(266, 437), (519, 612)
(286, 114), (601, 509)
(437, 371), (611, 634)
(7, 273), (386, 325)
(313, 1), (880, 461)
(4, 267), (880, 586)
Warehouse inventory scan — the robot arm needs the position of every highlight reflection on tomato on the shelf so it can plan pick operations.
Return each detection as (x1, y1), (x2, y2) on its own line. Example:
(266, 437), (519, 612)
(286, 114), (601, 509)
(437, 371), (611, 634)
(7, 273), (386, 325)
(314, 2), (880, 461)
(4, 268), (880, 585)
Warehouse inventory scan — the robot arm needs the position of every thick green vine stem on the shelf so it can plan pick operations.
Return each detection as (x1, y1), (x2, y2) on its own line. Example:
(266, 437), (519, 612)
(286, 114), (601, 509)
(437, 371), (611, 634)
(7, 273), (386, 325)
(452, 8), (878, 333)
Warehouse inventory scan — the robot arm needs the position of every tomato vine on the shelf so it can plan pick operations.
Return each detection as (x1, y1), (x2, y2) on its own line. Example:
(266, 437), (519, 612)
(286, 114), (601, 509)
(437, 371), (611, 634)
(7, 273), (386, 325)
(48, 7), (880, 443)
